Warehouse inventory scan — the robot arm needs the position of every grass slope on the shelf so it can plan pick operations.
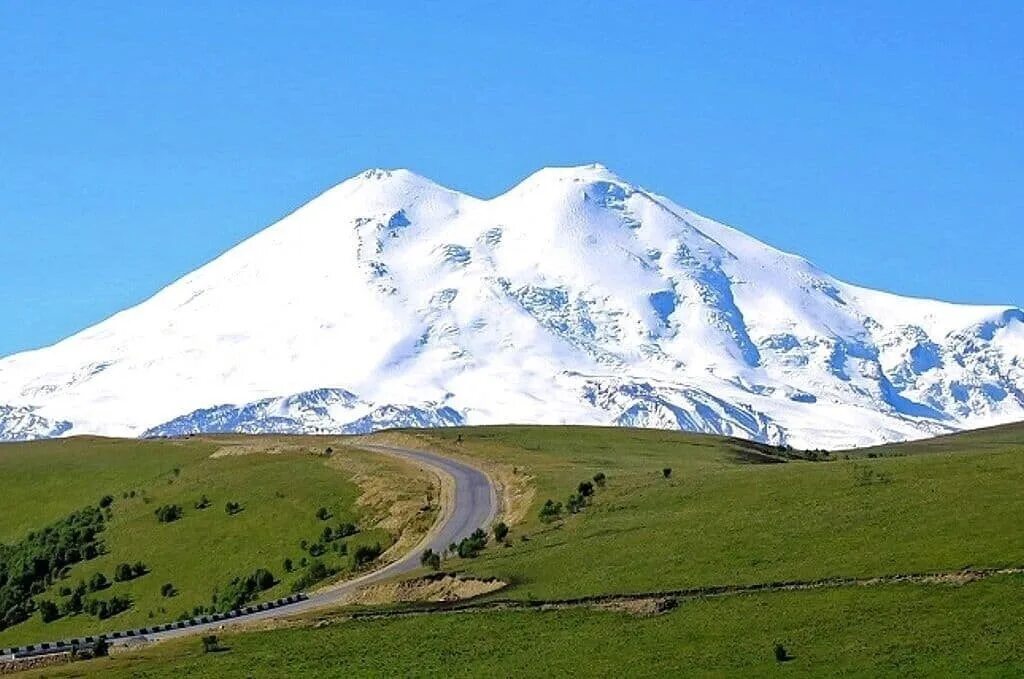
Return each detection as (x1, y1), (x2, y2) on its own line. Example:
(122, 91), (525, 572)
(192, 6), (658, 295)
(34, 574), (1024, 678)
(401, 425), (1024, 600)
(0, 436), (426, 646)
(9, 423), (1024, 676)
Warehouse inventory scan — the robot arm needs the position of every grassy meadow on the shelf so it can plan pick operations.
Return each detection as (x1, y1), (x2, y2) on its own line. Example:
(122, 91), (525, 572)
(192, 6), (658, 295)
(401, 425), (1024, 600)
(31, 573), (1024, 678)
(6, 423), (1024, 676)
(0, 436), (431, 646)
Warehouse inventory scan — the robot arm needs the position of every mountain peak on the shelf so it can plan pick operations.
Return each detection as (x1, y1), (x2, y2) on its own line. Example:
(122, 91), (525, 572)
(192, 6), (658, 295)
(1, 165), (1021, 447)
(513, 163), (628, 188)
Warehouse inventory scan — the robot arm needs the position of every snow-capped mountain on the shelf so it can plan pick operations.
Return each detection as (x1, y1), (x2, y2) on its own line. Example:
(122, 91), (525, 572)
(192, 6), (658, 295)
(2, 164), (1022, 448)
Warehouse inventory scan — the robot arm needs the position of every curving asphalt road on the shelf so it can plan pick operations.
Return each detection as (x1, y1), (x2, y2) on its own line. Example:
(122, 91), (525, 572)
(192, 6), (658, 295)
(27, 443), (496, 651)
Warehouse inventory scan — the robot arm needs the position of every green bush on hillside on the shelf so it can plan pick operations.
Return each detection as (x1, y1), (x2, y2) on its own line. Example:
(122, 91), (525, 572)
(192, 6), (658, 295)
(0, 503), (106, 631)
(539, 499), (563, 523)
(456, 530), (488, 559)
(211, 568), (277, 612)
(154, 504), (183, 523)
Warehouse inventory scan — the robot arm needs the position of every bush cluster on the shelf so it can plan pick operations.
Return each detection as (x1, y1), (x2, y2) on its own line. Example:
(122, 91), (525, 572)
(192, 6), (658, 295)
(0, 502), (107, 630)
(537, 473), (607, 524)
(114, 561), (147, 582)
(290, 561), (336, 592)
(420, 549), (441, 570)
(210, 568), (276, 612)
(154, 504), (183, 523)
(352, 543), (383, 568)
(456, 529), (488, 558)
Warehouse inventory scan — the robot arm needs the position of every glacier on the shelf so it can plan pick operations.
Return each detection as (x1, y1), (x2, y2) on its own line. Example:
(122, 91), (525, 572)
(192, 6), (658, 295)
(1, 164), (1021, 448)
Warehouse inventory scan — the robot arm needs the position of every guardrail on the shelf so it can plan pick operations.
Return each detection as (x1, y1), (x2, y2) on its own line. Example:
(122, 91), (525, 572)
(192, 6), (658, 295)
(0, 593), (309, 660)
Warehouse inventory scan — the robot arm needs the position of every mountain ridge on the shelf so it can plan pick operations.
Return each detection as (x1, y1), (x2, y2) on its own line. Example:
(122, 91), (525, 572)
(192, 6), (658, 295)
(2, 164), (1021, 446)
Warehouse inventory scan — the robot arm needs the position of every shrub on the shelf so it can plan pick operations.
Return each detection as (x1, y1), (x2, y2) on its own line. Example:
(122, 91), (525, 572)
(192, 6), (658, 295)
(38, 599), (60, 623)
(315, 507), (330, 521)
(85, 595), (131, 620)
(290, 561), (334, 592)
(538, 499), (562, 523)
(154, 504), (183, 523)
(225, 501), (242, 515)
(456, 529), (488, 558)
(132, 561), (147, 578)
(88, 572), (109, 592)
(211, 568), (277, 612)
(253, 568), (275, 591)
(774, 643), (791, 662)
(114, 563), (134, 582)
(577, 481), (594, 497)
(593, 472), (606, 487)
(308, 543), (326, 557)
(493, 521), (510, 543)
(98, 495), (114, 508)
(662, 468), (672, 479)
(352, 543), (383, 568)
(567, 493), (585, 514)
(195, 495), (210, 510)
(321, 526), (334, 543)
(283, 558), (294, 572)
(335, 522), (358, 538)
(161, 583), (176, 597)
(420, 549), (441, 570)
(202, 635), (220, 653)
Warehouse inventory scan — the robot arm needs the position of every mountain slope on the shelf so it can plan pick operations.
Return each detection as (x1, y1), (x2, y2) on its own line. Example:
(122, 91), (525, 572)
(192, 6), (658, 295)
(1, 164), (1021, 447)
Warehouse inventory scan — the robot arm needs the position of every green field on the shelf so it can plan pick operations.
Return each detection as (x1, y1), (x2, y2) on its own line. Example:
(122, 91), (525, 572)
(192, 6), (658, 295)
(32, 574), (1024, 677)
(7, 423), (1024, 676)
(0, 436), (430, 647)
(404, 425), (1024, 600)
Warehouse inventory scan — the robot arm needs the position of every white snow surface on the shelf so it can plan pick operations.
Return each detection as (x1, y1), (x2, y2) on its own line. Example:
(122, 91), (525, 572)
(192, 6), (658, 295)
(1, 164), (1022, 447)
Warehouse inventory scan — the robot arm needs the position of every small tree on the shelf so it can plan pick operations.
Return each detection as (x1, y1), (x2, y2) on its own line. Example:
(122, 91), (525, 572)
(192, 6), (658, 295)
(92, 638), (110, 658)
(202, 635), (221, 653)
(283, 557), (294, 572)
(315, 507), (330, 521)
(662, 468), (672, 479)
(225, 501), (241, 515)
(98, 495), (114, 508)
(493, 521), (510, 543)
(593, 472), (606, 487)
(161, 583), (176, 597)
(114, 563), (134, 582)
(774, 643), (791, 662)
(131, 561), (147, 578)
(577, 481), (594, 498)
(195, 495), (210, 510)
(88, 572), (109, 592)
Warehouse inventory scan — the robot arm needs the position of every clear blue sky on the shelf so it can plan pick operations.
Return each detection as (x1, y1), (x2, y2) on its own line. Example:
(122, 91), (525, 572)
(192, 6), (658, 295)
(2, 2), (1021, 357)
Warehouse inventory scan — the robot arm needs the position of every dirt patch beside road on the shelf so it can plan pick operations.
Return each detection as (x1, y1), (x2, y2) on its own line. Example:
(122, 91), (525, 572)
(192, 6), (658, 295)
(347, 574), (507, 605)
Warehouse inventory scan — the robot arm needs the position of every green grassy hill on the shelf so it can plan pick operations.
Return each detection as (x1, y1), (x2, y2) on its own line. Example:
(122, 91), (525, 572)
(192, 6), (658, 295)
(0, 436), (432, 647)
(410, 425), (1024, 599)
(10, 423), (1024, 677)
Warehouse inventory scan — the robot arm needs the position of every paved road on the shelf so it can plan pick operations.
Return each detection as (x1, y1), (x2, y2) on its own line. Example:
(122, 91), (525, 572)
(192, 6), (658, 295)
(116, 443), (496, 645)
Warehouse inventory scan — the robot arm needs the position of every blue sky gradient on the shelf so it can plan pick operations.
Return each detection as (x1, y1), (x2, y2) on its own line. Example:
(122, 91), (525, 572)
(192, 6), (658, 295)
(2, 2), (1021, 357)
